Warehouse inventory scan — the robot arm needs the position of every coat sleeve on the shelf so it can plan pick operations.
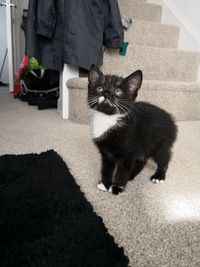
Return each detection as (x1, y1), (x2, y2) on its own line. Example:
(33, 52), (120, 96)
(103, 0), (124, 48)
(36, 0), (57, 38)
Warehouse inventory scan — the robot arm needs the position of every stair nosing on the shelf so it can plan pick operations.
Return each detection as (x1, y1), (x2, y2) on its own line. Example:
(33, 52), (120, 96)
(130, 18), (180, 31)
(119, 0), (163, 10)
(105, 43), (200, 56)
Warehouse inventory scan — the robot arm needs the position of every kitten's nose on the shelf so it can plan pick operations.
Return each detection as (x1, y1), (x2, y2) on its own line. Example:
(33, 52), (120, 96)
(98, 95), (110, 104)
(99, 96), (105, 103)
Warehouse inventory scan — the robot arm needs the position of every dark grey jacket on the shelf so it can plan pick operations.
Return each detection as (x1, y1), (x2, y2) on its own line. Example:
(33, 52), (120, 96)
(26, 0), (124, 71)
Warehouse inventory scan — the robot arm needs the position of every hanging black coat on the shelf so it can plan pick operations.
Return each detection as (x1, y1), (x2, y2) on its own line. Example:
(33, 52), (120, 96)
(26, 0), (124, 71)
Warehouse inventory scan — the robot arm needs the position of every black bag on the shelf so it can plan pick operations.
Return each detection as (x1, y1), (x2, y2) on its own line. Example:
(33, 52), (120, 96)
(20, 69), (59, 110)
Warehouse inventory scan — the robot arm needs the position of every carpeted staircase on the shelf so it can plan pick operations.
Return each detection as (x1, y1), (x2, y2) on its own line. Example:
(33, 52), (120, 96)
(67, 0), (200, 124)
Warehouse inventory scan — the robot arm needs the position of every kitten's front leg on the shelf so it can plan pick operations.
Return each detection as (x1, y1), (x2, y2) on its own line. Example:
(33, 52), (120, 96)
(97, 154), (115, 192)
(110, 160), (132, 195)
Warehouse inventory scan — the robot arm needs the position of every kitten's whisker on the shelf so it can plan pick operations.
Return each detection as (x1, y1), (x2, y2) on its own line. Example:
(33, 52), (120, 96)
(117, 102), (134, 121)
(87, 102), (97, 107)
(112, 103), (120, 114)
(88, 100), (98, 104)
(118, 100), (132, 109)
(88, 99), (97, 102)
(114, 101), (125, 113)
(117, 102), (128, 111)
(88, 100), (97, 104)
(87, 98), (98, 103)
(118, 100), (138, 121)
(120, 99), (140, 115)
(87, 99), (98, 108)
(88, 96), (98, 101)
(114, 102), (128, 115)
(116, 101), (128, 113)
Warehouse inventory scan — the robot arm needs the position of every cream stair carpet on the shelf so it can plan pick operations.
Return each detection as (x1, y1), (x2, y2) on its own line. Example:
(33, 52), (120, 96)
(1, 89), (200, 266)
(67, 0), (200, 124)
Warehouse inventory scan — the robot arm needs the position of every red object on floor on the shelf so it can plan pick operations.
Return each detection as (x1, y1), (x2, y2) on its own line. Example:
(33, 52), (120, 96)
(14, 55), (29, 98)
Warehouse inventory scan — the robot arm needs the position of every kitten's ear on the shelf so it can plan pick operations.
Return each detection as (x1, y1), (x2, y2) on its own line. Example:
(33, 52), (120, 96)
(123, 70), (143, 94)
(88, 65), (104, 85)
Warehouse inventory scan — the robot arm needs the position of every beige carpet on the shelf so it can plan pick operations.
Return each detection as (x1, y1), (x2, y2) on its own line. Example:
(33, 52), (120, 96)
(1, 90), (200, 266)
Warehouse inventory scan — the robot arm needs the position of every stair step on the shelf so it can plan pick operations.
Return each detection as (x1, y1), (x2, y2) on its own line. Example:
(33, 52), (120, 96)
(125, 20), (179, 49)
(67, 78), (200, 124)
(118, 0), (162, 22)
(102, 45), (200, 82)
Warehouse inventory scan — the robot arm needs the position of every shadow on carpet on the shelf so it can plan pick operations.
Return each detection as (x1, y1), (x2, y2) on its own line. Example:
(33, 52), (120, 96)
(0, 150), (129, 267)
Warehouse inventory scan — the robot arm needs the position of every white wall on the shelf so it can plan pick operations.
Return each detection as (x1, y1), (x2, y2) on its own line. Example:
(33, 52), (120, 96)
(0, 0), (29, 83)
(0, 7), (9, 83)
(147, 0), (200, 52)
(171, 0), (200, 38)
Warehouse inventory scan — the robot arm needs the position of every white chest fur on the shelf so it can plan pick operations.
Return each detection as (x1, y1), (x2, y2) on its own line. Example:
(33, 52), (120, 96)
(92, 111), (124, 139)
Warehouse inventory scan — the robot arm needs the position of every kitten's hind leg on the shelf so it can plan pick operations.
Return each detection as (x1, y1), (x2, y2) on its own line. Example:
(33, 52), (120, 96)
(110, 159), (132, 195)
(129, 158), (147, 181)
(150, 148), (171, 184)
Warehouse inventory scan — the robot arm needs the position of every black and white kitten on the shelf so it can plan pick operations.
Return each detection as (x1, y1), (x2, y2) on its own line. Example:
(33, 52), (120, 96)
(88, 65), (177, 195)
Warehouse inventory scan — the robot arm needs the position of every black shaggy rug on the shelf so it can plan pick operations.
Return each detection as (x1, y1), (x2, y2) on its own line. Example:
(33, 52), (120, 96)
(0, 150), (129, 267)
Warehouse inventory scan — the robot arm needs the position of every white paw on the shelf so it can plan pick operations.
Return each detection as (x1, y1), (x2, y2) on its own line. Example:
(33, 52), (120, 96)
(108, 186), (113, 193)
(97, 182), (107, 191)
(151, 178), (165, 184)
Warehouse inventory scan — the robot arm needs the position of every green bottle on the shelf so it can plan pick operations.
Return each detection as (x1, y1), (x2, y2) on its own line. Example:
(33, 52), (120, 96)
(119, 42), (129, 56)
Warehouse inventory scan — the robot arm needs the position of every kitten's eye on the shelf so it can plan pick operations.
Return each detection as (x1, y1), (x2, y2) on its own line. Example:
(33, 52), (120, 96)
(115, 88), (122, 96)
(96, 86), (103, 93)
